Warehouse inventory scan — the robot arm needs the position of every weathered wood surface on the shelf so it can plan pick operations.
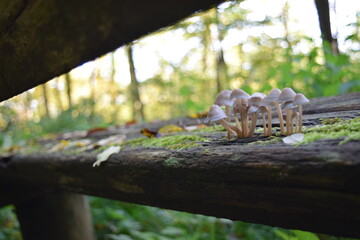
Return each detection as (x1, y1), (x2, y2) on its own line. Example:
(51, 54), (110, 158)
(1, 92), (360, 237)
(0, 0), (224, 101)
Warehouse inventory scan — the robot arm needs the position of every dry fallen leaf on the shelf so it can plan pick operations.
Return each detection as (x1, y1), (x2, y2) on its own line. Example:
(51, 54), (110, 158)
(93, 146), (121, 167)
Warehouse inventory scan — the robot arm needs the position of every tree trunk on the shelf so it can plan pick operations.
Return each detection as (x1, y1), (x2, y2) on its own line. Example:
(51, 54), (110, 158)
(126, 44), (145, 122)
(54, 77), (64, 112)
(314, 0), (339, 54)
(65, 73), (73, 109)
(89, 69), (97, 123)
(41, 83), (50, 118)
(110, 52), (118, 122)
(281, 2), (293, 63)
(214, 8), (227, 93)
(16, 192), (95, 240)
(201, 13), (211, 74)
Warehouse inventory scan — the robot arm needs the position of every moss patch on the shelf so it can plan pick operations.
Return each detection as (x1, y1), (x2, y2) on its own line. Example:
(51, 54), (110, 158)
(248, 136), (282, 146)
(164, 157), (180, 167)
(297, 117), (360, 145)
(123, 135), (208, 150)
(193, 124), (225, 133)
(320, 117), (342, 125)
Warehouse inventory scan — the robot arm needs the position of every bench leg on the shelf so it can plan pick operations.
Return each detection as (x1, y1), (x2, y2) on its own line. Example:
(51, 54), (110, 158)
(15, 192), (95, 240)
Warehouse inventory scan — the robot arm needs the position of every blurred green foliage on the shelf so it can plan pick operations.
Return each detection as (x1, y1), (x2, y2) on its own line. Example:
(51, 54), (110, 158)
(1, 198), (358, 240)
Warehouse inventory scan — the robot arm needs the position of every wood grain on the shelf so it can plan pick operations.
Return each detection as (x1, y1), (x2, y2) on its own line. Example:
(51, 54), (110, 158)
(1, 93), (360, 237)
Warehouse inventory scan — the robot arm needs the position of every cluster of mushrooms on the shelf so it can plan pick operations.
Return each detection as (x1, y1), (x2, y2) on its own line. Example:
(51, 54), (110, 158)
(205, 88), (309, 138)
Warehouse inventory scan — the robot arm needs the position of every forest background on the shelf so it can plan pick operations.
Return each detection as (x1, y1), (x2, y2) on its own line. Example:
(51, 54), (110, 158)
(0, 0), (359, 239)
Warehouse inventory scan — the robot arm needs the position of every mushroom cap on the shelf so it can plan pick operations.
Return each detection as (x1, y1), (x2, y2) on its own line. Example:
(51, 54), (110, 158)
(263, 88), (281, 102)
(205, 105), (228, 123)
(257, 106), (269, 114)
(278, 88), (296, 102)
(248, 92), (265, 106)
(248, 105), (259, 114)
(282, 101), (294, 111)
(215, 90), (233, 106)
(293, 93), (310, 105)
(233, 97), (249, 112)
(230, 89), (250, 100)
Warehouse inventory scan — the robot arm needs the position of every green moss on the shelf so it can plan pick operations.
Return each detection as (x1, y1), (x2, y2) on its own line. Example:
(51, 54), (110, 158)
(193, 124), (225, 133)
(164, 157), (180, 167)
(297, 117), (360, 145)
(320, 117), (342, 125)
(123, 135), (208, 150)
(248, 136), (282, 146)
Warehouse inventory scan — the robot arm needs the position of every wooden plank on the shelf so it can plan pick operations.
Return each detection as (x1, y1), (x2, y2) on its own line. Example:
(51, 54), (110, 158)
(0, 0), (224, 101)
(0, 93), (360, 237)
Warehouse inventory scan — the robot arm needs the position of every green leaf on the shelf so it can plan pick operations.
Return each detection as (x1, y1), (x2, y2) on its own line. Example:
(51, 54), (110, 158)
(292, 230), (320, 240)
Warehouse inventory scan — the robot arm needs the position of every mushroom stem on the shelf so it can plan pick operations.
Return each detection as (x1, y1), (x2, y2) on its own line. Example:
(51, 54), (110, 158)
(240, 112), (248, 138)
(298, 104), (303, 133)
(267, 109), (272, 136)
(292, 112), (299, 134)
(245, 115), (249, 137)
(218, 119), (242, 138)
(262, 113), (267, 136)
(225, 105), (231, 139)
(275, 103), (285, 135)
(234, 115), (241, 130)
(286, 108), (292, 136)
(248, 112), (257, 137)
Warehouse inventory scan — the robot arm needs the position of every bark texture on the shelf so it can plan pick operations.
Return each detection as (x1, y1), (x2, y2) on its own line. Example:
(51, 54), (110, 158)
(0, 93), (360, 238)
(0, 0), (224, 101)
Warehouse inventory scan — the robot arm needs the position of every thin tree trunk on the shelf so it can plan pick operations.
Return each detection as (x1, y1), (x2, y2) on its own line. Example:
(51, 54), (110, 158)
(110, 53), (117, 105)
(214, 8), (228, 93)
(201, 14), (211, 74)
(54, 77), (64, 112)
(65, 73), (73, 109)
(89, 69), (97, 123)
(41, 83), (50, 118)
(281, 2), (293, 63)
(110, 53), (118, 122)
(314, 0), (339, 54)
(16, 192), (95, 240)
(126, 44), (144, 122)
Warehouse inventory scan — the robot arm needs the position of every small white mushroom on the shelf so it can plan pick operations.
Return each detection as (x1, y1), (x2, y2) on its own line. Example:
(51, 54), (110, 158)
(282, 101), (295, 135)
(215, 90), (233, 138)
(230, 89), (250, 100)
(291, 111), (299, 134)
(293, 93), (310, 133)
(205, 105), (242, 138)
(247, 105), (259, 137)
(233, 98), (249, 138)
(279, 88), (296, 136)
(263, 88), (281, 135)
(230, 89), (250, 134)
(247, 93), (266, 137)
(257, 106), (271, 136)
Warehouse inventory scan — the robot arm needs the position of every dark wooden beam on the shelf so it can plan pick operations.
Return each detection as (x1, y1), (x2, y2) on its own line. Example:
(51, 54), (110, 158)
(0, 0), (224, 101)
(0, 93), (360, 237)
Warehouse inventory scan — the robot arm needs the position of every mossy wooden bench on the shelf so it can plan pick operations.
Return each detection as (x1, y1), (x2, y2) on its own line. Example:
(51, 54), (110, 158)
(1, 92), (360, 239)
